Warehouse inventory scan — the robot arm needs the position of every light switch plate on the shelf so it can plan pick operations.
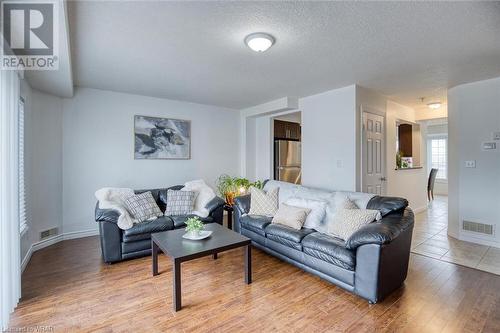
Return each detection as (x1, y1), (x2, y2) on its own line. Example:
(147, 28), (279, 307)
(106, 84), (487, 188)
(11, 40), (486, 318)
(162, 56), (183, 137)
(493, 132), (500, 141)
(465, 160), (476, 168)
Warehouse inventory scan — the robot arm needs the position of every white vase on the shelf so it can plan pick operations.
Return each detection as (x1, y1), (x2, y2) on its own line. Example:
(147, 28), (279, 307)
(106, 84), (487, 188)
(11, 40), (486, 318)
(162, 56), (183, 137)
(188, 230), (201, 237)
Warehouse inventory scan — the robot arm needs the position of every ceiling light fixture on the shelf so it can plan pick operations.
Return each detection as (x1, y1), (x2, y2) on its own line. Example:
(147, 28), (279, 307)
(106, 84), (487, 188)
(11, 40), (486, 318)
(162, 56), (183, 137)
(244, 33), (275, 52)
(427, 102), (441, 110)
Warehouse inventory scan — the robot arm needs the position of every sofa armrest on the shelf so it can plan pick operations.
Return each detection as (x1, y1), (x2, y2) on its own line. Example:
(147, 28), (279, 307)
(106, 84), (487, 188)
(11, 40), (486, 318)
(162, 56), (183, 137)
(346, 208), (414, 250)
(366, 196), (408, 217)
(233, 194), (251, 215)
(205, 196), (226, 214)
(95, 202), (119, 223)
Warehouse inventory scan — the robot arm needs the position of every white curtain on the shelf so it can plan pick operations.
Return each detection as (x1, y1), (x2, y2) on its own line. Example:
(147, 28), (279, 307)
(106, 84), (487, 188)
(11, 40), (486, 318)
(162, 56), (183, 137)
(0, 68), (21, 330)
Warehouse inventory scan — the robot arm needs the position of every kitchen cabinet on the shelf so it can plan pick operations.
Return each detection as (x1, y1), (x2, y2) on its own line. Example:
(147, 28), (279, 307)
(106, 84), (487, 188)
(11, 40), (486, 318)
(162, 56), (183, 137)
(274, 120), (301, 140)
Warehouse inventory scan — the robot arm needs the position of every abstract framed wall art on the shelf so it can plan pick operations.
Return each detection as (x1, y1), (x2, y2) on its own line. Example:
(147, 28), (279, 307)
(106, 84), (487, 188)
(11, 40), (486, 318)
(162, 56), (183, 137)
(134, 115), (191, 159)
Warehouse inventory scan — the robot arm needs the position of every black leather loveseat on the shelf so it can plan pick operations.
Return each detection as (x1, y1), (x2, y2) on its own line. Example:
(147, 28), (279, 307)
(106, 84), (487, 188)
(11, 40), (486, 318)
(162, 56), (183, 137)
(95, 186), (225, 263)
(233, 181), (414, 304)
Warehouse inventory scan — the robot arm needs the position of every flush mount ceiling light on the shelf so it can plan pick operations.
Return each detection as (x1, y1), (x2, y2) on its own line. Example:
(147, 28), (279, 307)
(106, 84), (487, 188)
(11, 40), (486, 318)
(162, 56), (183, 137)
(427, 102), (442, 110)
(244, 33), (275, 52)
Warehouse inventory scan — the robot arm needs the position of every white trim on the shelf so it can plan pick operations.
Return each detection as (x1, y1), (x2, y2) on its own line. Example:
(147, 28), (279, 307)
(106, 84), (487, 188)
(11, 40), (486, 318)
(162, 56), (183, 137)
(411, 206), (428, 214)
(459, 233), (500, 249)
(21, 229), (99, 272)
(21, 245), (33, 273)
(62, 229), (99, 240)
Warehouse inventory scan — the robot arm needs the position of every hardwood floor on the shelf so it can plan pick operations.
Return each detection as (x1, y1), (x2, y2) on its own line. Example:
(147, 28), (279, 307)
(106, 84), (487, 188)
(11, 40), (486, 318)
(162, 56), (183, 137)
(10, 236), (500, 332)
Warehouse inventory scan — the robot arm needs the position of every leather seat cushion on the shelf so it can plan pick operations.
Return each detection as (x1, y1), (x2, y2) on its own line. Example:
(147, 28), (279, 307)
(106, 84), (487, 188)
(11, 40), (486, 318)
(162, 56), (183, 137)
(240, 215), (272, 236)
(301, 232), (355, 270)
(122, 216), (174, 242)
(168, 215), (214, 228)
(265, 224), (315, 251)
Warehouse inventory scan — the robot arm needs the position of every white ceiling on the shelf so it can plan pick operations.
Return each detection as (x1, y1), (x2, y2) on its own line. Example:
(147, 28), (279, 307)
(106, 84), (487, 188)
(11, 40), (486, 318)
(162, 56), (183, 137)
(45, 1), (500, 110)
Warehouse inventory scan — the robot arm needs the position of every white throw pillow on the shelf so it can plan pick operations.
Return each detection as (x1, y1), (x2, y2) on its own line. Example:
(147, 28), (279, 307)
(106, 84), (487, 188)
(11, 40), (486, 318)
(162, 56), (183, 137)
(284, 197), (327, 231)
(182, 179), (216, 218)
(328, 208), (382, 241)
(272, 203), (311, 230)
(248, 187), (279, 217)
(334, 194), (359, 209)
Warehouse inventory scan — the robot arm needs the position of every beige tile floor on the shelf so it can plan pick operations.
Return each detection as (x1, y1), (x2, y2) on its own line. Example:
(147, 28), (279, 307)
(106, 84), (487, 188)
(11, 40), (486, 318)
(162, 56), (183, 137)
(411, 196), (500, 275)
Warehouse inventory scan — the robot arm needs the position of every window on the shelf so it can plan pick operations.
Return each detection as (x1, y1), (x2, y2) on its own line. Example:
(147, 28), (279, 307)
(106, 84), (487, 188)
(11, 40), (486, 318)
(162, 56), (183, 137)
(18, 99), (27, 234)
(428, 137), (447, 180)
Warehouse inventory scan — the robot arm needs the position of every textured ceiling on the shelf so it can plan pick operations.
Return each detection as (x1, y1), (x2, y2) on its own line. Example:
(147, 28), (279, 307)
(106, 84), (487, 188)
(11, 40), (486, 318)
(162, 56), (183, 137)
(65, 1), (500, 110)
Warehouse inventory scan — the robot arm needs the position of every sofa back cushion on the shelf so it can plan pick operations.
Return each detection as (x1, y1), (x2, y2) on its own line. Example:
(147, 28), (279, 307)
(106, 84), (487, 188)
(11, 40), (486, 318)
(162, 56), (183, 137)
(284, 197), (327, 232)
(263, 180), (377, 227)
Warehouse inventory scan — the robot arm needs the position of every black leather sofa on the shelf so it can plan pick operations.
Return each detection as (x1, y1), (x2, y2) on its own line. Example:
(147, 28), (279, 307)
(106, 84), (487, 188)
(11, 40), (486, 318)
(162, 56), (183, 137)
(233, 185), (414, 304)
(95, 186), (225, 263)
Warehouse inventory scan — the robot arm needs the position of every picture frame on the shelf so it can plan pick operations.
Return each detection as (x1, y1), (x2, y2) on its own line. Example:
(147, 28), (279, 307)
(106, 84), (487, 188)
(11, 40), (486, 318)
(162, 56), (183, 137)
(134, 115), (191, 160)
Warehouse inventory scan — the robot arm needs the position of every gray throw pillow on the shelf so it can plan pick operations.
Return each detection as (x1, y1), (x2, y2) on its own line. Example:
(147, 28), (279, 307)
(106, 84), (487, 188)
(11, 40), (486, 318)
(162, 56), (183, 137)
(124, 191), (163, 222)
(164, 189), (197, 216)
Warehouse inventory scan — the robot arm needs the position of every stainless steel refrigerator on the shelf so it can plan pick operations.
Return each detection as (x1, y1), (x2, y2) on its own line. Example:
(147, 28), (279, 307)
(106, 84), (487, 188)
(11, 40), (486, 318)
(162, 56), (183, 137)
(274, 140), (301, 184)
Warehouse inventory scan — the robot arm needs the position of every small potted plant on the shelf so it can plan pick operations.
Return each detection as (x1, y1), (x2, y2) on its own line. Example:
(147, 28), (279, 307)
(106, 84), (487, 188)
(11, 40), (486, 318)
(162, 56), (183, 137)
(185, 217), (204, 237)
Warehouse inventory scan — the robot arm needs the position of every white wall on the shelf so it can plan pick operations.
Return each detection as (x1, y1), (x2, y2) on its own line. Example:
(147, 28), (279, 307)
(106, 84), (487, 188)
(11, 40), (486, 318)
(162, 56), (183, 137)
(386, 101), (428, 212)
(62, 88), (240, 234)
(300, 85), (357, 191)
(20, 83), (64, 264)
(448, 77), (500, 247)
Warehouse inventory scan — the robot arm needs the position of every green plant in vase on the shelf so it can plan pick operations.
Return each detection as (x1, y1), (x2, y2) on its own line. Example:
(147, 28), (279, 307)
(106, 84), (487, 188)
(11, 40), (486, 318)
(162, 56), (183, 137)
(185, 217), (204, 236)
(396, 150), (402, 169)
(216, 174), (264, 205)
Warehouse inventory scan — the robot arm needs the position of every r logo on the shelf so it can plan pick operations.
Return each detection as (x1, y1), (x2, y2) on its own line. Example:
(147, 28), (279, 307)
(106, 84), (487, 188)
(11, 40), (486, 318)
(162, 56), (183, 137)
(2, 2), (54, 56)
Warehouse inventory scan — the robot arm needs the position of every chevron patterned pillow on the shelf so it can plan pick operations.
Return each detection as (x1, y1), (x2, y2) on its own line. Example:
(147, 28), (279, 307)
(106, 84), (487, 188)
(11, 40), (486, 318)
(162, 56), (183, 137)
(248, 187), (279, 217)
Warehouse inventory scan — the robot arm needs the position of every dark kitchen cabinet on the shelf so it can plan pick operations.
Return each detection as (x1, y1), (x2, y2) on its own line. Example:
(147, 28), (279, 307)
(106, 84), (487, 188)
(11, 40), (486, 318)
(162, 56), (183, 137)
(274, 120), (301, 140)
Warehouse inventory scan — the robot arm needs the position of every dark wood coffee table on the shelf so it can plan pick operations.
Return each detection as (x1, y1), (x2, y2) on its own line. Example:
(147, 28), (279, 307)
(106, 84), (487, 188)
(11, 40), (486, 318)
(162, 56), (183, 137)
(151, 223), (252, 311)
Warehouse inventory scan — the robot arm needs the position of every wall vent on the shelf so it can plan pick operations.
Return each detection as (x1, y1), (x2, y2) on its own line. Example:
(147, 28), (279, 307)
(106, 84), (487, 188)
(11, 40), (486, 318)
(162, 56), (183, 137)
(40, 227), (58, 240)
(462, 220), (494, 235)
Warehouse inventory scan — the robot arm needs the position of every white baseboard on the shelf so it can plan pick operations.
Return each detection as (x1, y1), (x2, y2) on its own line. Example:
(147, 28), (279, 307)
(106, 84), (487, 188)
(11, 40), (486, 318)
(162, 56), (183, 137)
(21, 245), (33, 273)
(412, 206), (428, 214)
(21, 228), (99, 272)
(459, 233), (500, 249)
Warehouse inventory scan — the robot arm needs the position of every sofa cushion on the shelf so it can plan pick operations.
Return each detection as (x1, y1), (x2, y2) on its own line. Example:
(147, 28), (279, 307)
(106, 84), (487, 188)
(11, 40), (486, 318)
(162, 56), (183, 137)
(265, 224), (315, 251)
(169, 215), (214, 228)
(122, 216), (174, 242)
(301, 232), (355, 270)
(240, 215), (272, 236)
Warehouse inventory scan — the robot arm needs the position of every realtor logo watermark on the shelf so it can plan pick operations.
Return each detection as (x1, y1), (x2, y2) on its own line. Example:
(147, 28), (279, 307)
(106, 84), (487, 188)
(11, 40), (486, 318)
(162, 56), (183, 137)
(1, 1), (59, 70)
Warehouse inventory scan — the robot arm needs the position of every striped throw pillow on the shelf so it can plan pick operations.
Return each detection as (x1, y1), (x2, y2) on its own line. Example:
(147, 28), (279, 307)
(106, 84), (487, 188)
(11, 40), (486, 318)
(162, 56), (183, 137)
(124, 191), (163, 222)
(164, 190), (197, 216)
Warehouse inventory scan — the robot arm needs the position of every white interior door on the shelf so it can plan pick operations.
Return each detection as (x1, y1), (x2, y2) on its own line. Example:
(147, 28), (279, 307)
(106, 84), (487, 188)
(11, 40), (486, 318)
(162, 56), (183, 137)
(362, 111), (386, 194)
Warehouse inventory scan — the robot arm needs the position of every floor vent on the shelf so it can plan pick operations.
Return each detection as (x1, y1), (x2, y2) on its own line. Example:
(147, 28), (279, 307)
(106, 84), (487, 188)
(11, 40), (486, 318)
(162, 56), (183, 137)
(40, 227), (58, 240)
(462, 220), (494, 235)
